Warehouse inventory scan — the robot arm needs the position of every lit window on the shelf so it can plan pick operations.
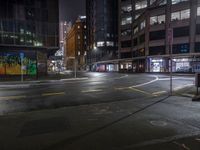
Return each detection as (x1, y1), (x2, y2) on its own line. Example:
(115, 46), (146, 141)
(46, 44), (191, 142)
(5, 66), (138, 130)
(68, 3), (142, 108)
(150, 15), (165, 25)
(134, 26), (139, 34)
(197, 7), (200, 16)
(97, 41), (105, 47)
(181, 9), (190, 20)
(140, 20), (146, 30)
(78, 25), (80, 29)
(172, 0), (188, 5)
(135, 0), (147, 10)
(121, 4), (132, 14)
(121, 17), (132, 25)
(106, 41), (114, 47)
(171, 12), (180, 21)
(171, 9), (190, 21)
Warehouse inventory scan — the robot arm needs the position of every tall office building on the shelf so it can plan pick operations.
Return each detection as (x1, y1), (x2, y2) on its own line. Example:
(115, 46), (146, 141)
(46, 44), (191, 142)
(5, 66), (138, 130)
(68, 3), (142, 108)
(0, 0), (59, 76)
(119, 0), (200, 73)
(86, 0), (118, 71)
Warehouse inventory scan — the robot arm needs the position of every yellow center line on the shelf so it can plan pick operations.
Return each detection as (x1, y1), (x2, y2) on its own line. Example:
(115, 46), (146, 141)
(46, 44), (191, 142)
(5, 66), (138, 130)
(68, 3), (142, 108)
(128, 87), (155, 96)
(152, 91), (167, 96)
(42, 92), (65, 97)
(0, 95), (26, 100)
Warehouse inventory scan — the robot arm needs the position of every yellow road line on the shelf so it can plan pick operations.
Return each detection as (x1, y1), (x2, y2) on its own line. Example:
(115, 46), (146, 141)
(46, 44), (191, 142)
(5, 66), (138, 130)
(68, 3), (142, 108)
(128, 87), (154, 96)
(81, 89), (103, 93)
(0, 95), (26, 100)
(152, 91), (167, 96)
(42, 92), (65, 97)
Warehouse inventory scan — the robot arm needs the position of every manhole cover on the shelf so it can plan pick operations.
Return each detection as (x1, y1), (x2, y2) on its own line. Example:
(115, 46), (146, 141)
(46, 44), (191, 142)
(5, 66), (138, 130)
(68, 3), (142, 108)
(150, 120), (167, 127)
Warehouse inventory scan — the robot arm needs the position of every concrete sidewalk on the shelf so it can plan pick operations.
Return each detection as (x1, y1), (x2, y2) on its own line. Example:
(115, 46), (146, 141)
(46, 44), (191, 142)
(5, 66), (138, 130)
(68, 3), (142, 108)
(0, 95), (199, 150)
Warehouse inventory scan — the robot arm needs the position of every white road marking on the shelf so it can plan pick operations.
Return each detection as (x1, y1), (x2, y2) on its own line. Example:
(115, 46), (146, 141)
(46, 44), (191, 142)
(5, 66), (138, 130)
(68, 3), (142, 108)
(81, 89), (103, 93)
(131, 76), (159, 88)
(174, 84), (194, 91)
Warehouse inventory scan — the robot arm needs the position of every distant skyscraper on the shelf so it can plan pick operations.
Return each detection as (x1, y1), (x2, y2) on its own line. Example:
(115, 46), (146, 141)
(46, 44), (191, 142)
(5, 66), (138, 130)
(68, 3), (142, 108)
(86, 0), (118, 69)
(0, 0), (59, 76)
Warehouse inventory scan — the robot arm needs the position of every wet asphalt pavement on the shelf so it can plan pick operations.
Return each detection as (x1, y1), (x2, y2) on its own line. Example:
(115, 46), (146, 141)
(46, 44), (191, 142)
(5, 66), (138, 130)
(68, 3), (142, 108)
(0, 72), (199, 150)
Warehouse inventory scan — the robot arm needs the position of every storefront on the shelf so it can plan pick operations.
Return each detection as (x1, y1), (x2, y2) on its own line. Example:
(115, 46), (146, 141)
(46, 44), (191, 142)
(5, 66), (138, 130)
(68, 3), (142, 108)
(172, 58), (192, 73)
(149, 58), (168, 72)
(106, 64), (119, 72)
(119, 61), (132, 72)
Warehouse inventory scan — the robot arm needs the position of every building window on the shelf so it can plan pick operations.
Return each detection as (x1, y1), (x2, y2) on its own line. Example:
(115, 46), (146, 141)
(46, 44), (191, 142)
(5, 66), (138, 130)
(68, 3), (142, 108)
(149, 30), (165, 40)
(197, 7), (200, 16)
(173, 43), (190, 54)
(121, 4), (132, 14)
(135, 14), (141, 19)
(172, 0), (189, 5)
(171, 9), (190, 21)
(173, 26), (189, 37)
(121, 17), (132, 25)
(106, 41), (114, 47)
(134, 26), (139, 34)
(149, 46), (165, 55)
(97, 41), (105, 47)
(135, 0), (147, 10)
(140, 20), (146, 30)
(121, 29), (132, 37)
(150, 15), (165, 25)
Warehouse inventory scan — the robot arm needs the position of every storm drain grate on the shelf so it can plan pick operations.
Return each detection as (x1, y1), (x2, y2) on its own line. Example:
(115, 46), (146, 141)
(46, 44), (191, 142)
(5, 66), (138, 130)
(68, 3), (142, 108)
(19, 117), (70, 137)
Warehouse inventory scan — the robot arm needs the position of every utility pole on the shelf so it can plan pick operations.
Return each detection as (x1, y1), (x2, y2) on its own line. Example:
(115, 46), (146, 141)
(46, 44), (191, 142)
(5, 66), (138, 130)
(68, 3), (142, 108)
(168, 27), (173, 95)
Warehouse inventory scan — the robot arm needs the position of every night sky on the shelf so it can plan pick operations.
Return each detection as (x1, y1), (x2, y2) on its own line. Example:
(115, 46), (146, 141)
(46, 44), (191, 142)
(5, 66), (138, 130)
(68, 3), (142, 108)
(59, 0), (86, 22)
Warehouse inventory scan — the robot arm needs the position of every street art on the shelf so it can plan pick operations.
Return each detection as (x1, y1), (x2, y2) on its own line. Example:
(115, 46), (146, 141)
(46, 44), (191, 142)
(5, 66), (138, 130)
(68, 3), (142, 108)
(0, 52), (37, 75)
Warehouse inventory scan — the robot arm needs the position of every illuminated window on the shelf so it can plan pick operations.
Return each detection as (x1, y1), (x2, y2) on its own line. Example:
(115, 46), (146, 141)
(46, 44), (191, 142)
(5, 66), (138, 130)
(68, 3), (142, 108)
(140, 20), (146, 30)
(97, 41), (105, 47)
(171, 9), (190, 21)
(150, 15), (165, 25)
(135, 0), (147, 10)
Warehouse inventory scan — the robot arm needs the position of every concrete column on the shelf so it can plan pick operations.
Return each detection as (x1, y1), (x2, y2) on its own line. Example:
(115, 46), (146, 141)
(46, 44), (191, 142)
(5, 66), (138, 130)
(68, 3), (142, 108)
(190, 0), (197, 53)
(165, 0), (171, 55)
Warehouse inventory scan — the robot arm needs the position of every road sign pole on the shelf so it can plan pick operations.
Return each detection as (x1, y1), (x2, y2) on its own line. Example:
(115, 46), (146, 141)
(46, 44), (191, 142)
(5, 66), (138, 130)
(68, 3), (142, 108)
(168, 28), (173, 96)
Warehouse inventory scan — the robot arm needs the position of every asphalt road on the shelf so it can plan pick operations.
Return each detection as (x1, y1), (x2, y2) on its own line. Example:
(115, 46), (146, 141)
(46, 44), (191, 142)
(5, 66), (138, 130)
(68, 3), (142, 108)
(0, 72), (195, 114)
(0, 72), (199, 150)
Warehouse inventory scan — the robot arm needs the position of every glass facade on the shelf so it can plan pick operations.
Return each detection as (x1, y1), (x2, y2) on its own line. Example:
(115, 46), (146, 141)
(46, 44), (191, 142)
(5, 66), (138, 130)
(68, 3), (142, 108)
(0, 0), (59, 48)
(0, 0), (59, 76)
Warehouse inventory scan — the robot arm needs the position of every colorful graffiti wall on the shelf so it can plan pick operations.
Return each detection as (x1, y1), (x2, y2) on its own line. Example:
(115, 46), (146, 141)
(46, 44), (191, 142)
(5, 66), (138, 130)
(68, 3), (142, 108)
(0, 52), (37, 75)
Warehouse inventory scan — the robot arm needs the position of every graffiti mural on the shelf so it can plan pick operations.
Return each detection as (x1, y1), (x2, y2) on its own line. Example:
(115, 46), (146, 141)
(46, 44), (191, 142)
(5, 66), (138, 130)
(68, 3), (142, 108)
(0, 52), (37, 75)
